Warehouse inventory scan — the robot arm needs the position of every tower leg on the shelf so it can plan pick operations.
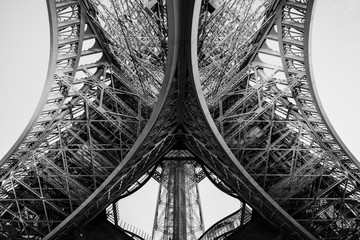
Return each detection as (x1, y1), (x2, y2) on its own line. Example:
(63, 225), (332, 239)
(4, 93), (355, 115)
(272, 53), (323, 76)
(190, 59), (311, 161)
(174, 163), (187, 240)
(152, 160), (204, 240)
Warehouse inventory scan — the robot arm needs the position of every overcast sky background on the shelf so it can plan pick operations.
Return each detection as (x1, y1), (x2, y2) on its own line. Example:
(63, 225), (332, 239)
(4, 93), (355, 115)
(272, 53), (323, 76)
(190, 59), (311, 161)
(0, 0), (359, 236)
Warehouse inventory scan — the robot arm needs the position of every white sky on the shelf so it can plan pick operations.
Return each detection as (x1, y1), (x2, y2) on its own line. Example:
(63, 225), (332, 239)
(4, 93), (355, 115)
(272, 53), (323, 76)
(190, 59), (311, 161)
(117, 178), (240, 235)
(0, 0), (49, 160)
(311, 0), (360, 160)
(0, 0), (359, 237)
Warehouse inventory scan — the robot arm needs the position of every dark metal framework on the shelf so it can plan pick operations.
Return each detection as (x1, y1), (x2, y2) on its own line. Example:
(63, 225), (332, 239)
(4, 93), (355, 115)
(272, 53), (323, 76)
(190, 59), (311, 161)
(0, 0), (359, 239)
(152, 157), (204, 240)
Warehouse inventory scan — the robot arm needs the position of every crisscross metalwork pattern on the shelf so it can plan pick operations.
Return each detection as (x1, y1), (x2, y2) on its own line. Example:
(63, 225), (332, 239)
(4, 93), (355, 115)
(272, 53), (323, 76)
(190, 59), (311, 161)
(0, 0), (359, 239)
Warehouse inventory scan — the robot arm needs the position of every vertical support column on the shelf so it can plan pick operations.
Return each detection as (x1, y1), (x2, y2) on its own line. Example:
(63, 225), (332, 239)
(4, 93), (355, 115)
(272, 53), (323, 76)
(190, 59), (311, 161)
(152, 160), (204, 240)
(152, 162), (175, 240)
(174, 164), (187, 240)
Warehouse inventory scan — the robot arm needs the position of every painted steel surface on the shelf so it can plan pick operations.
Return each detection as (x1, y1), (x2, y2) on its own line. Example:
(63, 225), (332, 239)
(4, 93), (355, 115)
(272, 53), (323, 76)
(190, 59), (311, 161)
(0, 0), (359, 239)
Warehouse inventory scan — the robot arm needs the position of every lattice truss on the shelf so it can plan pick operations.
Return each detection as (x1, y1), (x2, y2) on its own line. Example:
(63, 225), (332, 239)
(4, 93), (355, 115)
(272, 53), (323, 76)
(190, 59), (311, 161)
(0, 0), (162, 239)
(152, 155), (204, 240)
(90, 0), (168, 98)
(198, 0), (360, 239)
(0, 0), (359, 240)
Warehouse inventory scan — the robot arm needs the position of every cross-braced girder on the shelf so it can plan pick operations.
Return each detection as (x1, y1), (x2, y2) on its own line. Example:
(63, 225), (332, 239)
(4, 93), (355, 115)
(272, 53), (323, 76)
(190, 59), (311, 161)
(90, 0), (168, 100)
(0, 0), (360, 239)
(200, 0), (360, 238)
(0, 0), (158, 238)
(152, 159), (204, 240)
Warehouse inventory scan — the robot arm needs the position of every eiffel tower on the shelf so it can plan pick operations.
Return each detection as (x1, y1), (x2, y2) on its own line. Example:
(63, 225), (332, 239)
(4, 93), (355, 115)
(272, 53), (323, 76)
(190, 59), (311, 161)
(1, 0), (360, 239)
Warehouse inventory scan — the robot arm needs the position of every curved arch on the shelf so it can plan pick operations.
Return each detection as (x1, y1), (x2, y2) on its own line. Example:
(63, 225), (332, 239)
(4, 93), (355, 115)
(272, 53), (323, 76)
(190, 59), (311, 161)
(114, 165), (158, 200)
(201, 165), (238, 199)
(0, 0), (57, 164)
(305, 0), (360, 168)
(0, 1), (166, 238)
(42, 1), (181, 238)
(184, 0), (316, 239)
(198, 207), (249, 240)
(2, 1), (359, 239)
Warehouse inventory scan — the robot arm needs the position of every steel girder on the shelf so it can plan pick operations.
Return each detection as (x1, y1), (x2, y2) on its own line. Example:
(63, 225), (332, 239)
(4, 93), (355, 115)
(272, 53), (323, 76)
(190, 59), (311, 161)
(0, 0), (157, 238)
(202, 0), (360, 239)
(152, 160), (204, 240)
(0, 0), (359, 240)
(43, 0), (315, 239)
(200, 0), (360, 239)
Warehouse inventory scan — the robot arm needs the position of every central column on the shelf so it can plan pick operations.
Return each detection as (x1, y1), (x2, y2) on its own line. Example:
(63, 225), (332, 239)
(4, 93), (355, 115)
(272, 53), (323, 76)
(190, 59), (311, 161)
(174, 163), (187, 240)
(152, 0), (204, 239)
(152, 161), (204, 240)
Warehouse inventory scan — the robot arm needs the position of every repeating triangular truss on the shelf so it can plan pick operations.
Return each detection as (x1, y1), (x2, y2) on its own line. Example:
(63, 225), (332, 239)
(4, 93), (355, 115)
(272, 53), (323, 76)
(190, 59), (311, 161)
(0, 0), (359, 240)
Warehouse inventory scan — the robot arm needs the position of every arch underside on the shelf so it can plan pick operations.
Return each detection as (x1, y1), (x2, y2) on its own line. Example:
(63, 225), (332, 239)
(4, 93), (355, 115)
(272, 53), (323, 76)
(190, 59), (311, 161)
(0, 0), (359, 240)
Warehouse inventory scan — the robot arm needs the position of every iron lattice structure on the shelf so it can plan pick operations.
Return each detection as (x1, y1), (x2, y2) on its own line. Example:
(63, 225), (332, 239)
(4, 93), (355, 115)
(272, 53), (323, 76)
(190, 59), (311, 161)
(0, 0), (359, 239)
(152, 151), (205, 240)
